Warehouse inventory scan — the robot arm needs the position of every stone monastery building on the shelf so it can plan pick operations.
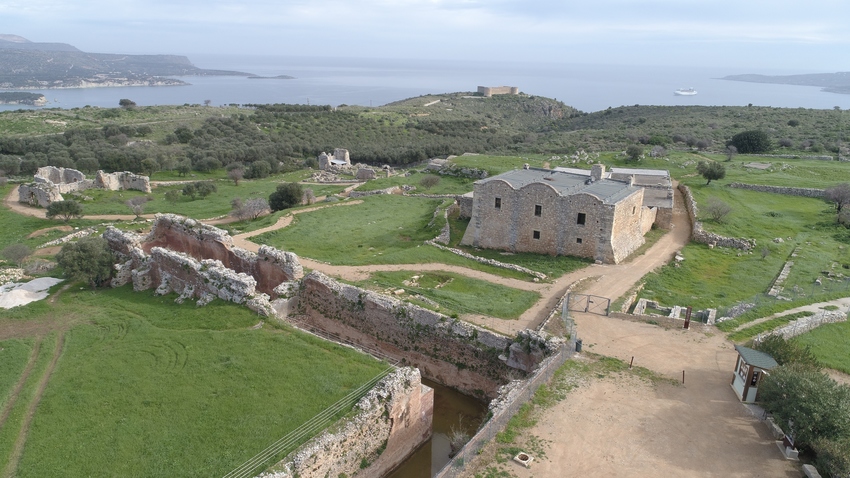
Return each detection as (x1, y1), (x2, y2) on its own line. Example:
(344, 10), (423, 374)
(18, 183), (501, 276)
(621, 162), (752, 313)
(460, 164), (673, 264)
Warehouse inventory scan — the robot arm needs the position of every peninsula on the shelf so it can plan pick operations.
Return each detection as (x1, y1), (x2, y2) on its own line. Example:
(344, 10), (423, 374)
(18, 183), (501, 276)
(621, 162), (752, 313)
(721, 71), (850, 95)
(0, 34), (252, 89)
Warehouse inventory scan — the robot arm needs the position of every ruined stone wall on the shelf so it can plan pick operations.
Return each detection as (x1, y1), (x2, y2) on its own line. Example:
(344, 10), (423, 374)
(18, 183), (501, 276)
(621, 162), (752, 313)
(461, 180), (647, 263)
(141, 214), (302, 296)
(95, 170), (151, 193)
(260, 368), (433, 478)
(297, 271), (561, 398)
(35, 166), (85, 185)
(18, 183), (63, 207)
(457, 194), (473, 219)
(679, 184), (756, 250)
(654, 206), (673, 229)
(729, 182), (825, 198)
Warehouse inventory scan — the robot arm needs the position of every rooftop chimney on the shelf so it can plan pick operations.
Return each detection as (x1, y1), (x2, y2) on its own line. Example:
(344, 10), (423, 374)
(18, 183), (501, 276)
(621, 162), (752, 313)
(591, 164), (605, 182)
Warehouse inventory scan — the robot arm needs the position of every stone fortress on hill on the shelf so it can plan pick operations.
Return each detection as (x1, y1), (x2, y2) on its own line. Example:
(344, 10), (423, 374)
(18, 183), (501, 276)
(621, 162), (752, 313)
(459, 164), (673, 264)
(477, 86), (519, 97)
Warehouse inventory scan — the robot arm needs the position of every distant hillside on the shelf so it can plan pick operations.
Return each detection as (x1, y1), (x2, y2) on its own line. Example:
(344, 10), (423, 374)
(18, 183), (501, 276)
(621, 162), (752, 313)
(0, 34), (251, 89)
(721, 72), (850, 95)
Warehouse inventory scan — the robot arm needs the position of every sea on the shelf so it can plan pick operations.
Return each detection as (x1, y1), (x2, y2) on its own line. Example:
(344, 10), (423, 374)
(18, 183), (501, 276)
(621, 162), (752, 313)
(2, 55), (849, 113)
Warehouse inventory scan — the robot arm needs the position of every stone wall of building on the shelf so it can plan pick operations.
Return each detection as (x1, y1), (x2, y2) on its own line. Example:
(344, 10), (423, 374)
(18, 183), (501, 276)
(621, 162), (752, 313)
(457, 194), (474, 219)
(297, 271), (562, 399)
(728, 182), (825, 198)
(20, 167), (151, 207)
(679, 184), (756, 250)
(461, 179), (647, 264)
(477, 86), (519, 97)
(260, 367), (433, 478)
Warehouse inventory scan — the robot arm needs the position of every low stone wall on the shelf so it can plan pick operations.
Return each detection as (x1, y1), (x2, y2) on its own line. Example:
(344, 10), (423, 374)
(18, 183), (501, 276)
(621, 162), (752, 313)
(729, 182), (825, 198)
(424, 240), (546, 280)
(259, 368), (433, 478)
(755, 309), (848, 342)
(349, 186), (400, 198)
(297, 271), (562, 398)
(678, 184), (755, 250)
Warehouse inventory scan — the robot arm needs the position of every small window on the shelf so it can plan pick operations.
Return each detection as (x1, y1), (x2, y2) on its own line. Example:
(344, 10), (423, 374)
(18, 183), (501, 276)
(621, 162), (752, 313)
(577, 213), (586, 225)
(495, 197), (501, 209)
(533, 230), (540, 240)
(576, 238), (583, 244)
(534, 205), (542, 216)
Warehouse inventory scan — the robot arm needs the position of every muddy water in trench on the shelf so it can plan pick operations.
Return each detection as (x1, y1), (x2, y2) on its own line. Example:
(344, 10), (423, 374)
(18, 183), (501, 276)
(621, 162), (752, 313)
(387, 378), (487, 478)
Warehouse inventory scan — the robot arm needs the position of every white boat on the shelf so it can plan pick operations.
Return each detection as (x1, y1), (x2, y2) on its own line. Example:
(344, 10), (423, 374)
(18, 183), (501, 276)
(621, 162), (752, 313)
(675, 87), (697, 96)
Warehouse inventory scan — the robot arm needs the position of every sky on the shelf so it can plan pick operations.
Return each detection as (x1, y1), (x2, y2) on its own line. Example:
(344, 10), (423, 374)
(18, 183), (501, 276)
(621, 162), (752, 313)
(1, 0), (849, 71)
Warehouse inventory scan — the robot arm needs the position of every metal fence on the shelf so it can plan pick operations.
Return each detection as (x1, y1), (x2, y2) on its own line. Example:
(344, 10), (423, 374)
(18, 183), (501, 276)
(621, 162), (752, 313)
(433, 342), (574, 478)
(221, 320), (398, 478)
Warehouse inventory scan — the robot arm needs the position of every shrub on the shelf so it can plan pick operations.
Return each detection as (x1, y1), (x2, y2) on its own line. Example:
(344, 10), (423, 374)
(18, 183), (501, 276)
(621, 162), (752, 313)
(704, 198), (732, 222)
(269, 182), (303, 211)
(46, 200), (83, 221)
(729, 130), (771, 154)
(56, 237), (114, 289)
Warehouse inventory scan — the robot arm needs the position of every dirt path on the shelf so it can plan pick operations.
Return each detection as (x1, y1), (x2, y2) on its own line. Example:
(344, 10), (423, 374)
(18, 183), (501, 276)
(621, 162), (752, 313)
(2, 331), (65, 478)
(496, 313), (798, 478)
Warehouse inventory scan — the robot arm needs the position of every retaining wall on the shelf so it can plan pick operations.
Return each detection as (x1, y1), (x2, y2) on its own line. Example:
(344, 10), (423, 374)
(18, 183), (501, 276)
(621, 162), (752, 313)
(297, 271), (562, 399)
(259, 368), (433, 478)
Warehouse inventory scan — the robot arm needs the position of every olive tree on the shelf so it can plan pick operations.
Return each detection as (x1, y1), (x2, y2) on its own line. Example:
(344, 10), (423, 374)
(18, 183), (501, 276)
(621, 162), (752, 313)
(56, 237), (115, 289)
(46, 200), (83, 222)
(696, 161), (726, 185)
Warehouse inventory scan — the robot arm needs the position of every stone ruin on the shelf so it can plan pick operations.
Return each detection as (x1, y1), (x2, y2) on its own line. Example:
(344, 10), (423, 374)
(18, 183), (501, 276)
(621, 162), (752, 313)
(317, 148), (351, 170)
(18, 166), (151, 207)
(104, 214), (303, 316)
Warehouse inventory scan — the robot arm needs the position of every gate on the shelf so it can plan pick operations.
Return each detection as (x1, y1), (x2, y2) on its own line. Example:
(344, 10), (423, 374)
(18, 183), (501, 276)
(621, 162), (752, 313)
(565, 293), (610, 316)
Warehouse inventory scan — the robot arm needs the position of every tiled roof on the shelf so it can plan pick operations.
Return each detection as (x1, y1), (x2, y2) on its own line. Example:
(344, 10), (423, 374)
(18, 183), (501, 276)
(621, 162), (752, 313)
(479, 168), (640, 205)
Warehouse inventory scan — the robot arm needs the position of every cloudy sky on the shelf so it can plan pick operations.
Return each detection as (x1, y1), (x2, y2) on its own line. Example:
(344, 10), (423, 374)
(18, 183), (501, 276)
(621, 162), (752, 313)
(2, 0), (848, 71)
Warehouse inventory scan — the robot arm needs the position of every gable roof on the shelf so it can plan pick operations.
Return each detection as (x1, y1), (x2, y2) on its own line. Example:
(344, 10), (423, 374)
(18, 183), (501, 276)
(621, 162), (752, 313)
(734, 345), (779, 370)
(478, 168), (640, 205)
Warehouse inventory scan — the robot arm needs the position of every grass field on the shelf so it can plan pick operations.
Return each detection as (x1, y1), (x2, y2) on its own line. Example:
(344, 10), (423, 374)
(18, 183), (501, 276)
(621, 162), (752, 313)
(355, 270), (540, 320)
(356, 172), (476, 195)
(0, 339), (33, 407)
(795, 319), (850, 375)
(0, 286), (388, 477)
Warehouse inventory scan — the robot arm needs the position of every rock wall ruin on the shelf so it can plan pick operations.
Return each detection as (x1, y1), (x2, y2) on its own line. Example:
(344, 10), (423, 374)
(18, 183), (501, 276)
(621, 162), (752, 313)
(297, 271), (562, 399)
(104, 214), (303, 316)
(729, 182), (825, 198)
(18, 166), (151, 207)
(260, 367), (433, 478)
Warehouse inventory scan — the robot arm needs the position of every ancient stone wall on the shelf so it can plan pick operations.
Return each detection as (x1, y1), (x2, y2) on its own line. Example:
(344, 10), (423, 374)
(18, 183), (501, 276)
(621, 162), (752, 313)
(461, 179), (646, 264)
(18, 183), (63, 207)
(95, 170), (152, 193)
(141, 214), (302, 296)
(679, 184), (756, 250)
(297, 271), (562, 398)
(457, 194), (473, 219)
(260, 367), (433, 478)
(729, 182), (825, 198)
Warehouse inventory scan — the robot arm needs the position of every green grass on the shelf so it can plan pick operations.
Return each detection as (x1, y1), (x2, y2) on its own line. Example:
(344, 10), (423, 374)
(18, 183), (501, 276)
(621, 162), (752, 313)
(795, 318), (850, 374)
(355, 271), (540, 320)
(2, 286), (388, 477)
(727, 311), (814, 342)
(0, 333), (58, 474)
(0, 339), (35, 413)
(356, 173), (476, 195)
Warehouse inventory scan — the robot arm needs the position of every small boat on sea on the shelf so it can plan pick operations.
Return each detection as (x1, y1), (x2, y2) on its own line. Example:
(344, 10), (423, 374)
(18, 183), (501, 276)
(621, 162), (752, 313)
(675, 87), (697, 96)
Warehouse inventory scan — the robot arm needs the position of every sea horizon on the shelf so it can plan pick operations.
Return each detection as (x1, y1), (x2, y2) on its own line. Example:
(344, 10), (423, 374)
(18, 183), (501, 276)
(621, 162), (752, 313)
(2, 56), (849, 113)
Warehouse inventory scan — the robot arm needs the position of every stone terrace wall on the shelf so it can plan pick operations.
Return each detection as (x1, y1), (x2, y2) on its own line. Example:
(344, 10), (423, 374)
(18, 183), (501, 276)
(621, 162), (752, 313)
(260, 368), (433, 478)
(142, 214), (303, 296)
(678, 184), (756, 250)
(298, 271), (562, 399)
(729, 182), (825, 198)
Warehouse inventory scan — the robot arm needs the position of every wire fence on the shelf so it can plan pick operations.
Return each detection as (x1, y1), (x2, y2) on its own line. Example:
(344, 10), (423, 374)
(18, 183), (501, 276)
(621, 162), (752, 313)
(221, 320), (398, 478)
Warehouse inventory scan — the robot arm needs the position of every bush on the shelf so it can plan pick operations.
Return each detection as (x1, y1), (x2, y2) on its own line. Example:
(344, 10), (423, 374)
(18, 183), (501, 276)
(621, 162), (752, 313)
(704, 198), (732, 222)
(419, 175), (441, 190)
(2, 244), (32, 267)
(56, 237), (114, 289)
(625, 145), (643, 162)
(753, 335), (820, 369)
(729, 130), (772, 154)
(269, 182), (303, 211)
(696, 161), (726, 185)
(46, 200), (83, 221)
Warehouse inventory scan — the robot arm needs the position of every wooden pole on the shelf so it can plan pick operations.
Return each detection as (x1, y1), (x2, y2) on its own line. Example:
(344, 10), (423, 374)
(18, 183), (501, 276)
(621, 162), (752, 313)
(682, 370), (686, 384)
(629, 356), (634, 369)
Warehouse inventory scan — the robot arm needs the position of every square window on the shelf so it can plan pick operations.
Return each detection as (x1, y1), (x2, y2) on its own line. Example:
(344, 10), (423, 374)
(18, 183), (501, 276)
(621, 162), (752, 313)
(495, 197), (501, 209)
(576, 238), (583, 244)
(577, 213), (586, 225)
(534, 205), (542, 216)
(533, 230), (540, 240)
